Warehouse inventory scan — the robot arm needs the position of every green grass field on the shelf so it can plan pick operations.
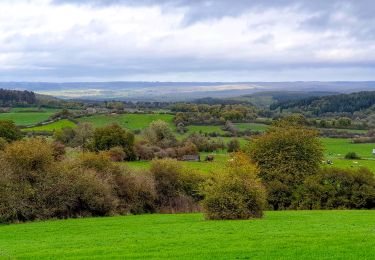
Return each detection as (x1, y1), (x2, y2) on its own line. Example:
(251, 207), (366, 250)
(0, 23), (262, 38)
(234, 122), (269, 131)
(0, 108), (59, 126)
(321, 138), (375, 172)
(125, 137), (375, 174)
(186, 125), (226, 135)
(124, 151), (229, 173)
(77, 113), (175, 130)
(321, 138), (375, 159)
(23, 119), (76, 132)
(0, 211), (374, 259)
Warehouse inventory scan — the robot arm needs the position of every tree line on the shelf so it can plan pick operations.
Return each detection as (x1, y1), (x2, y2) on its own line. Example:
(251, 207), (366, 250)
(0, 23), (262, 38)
(0, 89), (36, 106)
(271, 91), (375, 115)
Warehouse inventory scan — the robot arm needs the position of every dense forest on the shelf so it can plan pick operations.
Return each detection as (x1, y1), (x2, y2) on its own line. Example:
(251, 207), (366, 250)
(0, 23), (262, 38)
(270, 91), (375, 115)
(0, 89), (36, 106)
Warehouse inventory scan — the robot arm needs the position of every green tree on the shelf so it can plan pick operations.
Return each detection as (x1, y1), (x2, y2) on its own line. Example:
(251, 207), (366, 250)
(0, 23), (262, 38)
(247, 118), (323, 210)
(0, 120), (22, 142)
(92, 124), (135, 160)
(143, 120), (177, 148)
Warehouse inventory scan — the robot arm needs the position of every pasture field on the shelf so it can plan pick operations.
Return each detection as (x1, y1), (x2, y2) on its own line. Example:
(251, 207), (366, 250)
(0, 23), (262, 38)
(0, 211), (374, 259)
(0, 108), (59, 126)
(234, 122), (269, 131)
(321, 138), (375, 159)
(77, 113), (175, 130)
(23, 119), (76, 132)
(321, 138), (375, 172)
(125, 137), (375, 173)
(125, 151), (229, 173)
(186, 125), (226, 135)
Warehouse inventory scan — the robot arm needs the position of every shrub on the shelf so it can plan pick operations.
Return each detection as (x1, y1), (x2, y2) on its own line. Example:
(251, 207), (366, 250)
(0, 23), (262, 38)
(66, 169), (118, 216)
(0, 141), (119, 223)
(247, 121), (323, 210)
(108, 146), (126, 162)
(345, 152), (361, 159)
(175, 142), (198, 159)
(150, 159), (206, 212)
(53, 127), (75, 145)
(134, 141), (159, 160)
(0, 137), (7, 151)
(1, 138), (54, 176)
(201, 152), (266, 220)
(227, 138), (240, 152)
(295, 168), (375, 209)
(0, 120), (22, 142)
(51, 141), (66, 161)
(186, 133), (225, 152)
(115, 169), (157, 214)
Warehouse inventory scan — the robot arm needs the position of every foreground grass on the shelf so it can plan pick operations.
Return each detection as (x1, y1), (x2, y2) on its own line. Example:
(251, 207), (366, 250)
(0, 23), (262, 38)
(0, 211), (374, 259)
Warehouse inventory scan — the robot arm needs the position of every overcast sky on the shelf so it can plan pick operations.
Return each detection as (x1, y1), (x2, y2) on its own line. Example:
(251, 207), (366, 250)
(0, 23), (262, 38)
(0, 0), (374, 82)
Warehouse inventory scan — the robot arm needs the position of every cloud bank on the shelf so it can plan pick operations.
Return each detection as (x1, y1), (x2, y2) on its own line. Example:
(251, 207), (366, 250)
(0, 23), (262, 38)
(0, 0), (374, 81)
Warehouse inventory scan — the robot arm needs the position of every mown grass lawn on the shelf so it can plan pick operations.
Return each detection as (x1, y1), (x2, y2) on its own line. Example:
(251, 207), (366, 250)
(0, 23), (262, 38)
(77, 113), (175, 131)
(0, 211), (374, 259)
(23, 119), (76, 132)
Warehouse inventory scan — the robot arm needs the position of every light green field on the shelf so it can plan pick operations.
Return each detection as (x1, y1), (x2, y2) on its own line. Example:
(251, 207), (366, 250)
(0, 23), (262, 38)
(186, 125), (226, 135)
(319, 128), (368, 134)
(125, 151), (228, 174)
(77, 113), (175, 131)
(321, 138), (375, 172)
(0, 211), (374, 259)
(0, 108), (59, 126)
(321, 138), (375, 158)
(23, 119), (76, 132)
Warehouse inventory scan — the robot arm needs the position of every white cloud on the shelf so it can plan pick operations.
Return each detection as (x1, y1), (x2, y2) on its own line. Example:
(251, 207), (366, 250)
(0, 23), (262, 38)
(0, 0), (374, 81)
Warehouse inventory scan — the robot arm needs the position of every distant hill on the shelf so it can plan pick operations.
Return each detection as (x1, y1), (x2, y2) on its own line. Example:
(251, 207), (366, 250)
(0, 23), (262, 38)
(229, 91), (337, 108)
(0, 81), (374, 101)
(270, 91), (375, 115)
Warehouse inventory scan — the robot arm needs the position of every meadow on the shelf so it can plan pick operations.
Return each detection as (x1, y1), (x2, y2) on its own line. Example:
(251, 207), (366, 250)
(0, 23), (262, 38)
(0, 211), (374, 259)
(77, 113), (175, 130)
(23, 119), (76, 132)
(125, 137), (375, 173)
(0, 108), (59, 126)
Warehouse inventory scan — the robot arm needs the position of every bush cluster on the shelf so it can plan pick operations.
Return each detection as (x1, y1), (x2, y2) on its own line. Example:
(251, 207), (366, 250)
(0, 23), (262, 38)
(295, 168), (375, 209)
(247, 116), (375, 210)
(0, 139), (206, 223)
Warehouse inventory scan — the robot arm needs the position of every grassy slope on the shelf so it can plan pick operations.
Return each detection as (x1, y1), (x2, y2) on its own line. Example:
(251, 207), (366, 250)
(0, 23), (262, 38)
(23, 119), (76, 132)
(0, 108), (59, 126)
(77, 114), (175, 130)
(0, 211), (374, 259)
